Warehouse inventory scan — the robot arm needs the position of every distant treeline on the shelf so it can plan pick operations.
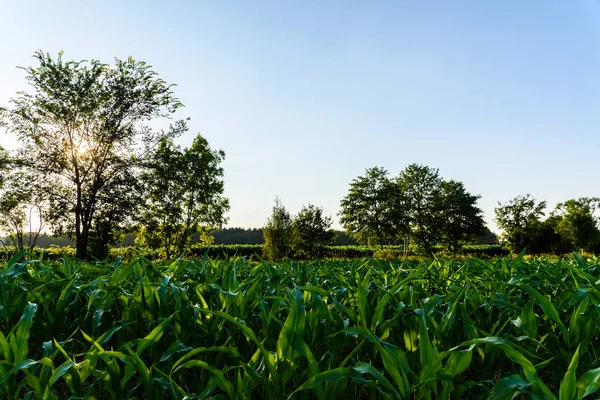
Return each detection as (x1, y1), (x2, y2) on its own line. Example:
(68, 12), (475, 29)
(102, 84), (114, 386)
(205, 228), (358, 246)
(2, 228), (361, 249)
(0, 243), (508, 262)
(0, 234), (74, 248)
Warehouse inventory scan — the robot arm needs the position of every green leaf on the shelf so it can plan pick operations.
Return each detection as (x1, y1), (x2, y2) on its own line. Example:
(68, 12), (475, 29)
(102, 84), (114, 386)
(489, 375), (531, 400)
(576, 366), (600, 398)
(171, 346), (240, 371)
(520, 283), (567, 336)
(137, 314), (174, 356)
(559, 345), (580, 400)
(276, 287), (305, 363)
(419, 313), (437, 368)
(14, 302), (38, 363)
(48, 360), (74, 386)
(288, 367), (355, 399)
(159, 340), (193, 363)
(443, 346), (473, 377)
(0, 359), (38, 386)
(174, 360), (234, 399)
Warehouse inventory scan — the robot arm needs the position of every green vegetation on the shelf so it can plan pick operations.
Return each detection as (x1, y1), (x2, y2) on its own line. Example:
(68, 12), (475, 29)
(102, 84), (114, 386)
(2, 49), (600, 400)
(137, 131), (229, 259)
(2, 253), (600, 399)
(0, 51), (227, 261)
(262, 198), (294, 261)
(339, 165), (485, 254)
(291, 204), (336, 258)
(0, 243), (510, 262)
(496, 195), (600, 254)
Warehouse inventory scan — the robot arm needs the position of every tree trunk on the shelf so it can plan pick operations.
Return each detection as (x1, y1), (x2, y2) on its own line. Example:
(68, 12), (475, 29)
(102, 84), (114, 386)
(76, 225), (89, 260)
(76, 235), (88, 259)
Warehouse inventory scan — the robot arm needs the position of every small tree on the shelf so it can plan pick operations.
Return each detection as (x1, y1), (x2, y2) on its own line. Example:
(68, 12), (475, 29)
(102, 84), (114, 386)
(495, 194), (546, 253)
(292, 204), (336, 258)
(263, 198), (293, 261)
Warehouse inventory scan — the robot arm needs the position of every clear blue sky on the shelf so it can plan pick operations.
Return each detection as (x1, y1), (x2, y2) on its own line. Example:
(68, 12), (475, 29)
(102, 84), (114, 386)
(2, 0), (600, 232)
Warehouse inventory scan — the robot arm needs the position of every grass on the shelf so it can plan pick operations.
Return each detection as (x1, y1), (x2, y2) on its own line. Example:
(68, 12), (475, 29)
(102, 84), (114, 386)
(1, 251), (600, 399)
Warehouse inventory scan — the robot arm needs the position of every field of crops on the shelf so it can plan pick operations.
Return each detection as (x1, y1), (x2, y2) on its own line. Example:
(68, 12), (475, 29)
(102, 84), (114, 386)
(2, 252), (600, 399)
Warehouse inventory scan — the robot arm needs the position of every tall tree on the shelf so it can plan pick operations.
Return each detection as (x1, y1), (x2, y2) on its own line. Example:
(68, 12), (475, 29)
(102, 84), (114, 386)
(437, 179), (485, 253)
(551, 197), (600, 252)
(2, 51), (182, 259)
(495, 194), (546, 253)
(263, 197), (293, 260)
(177, 135), (229, 253)
(138, 131), (229, 258)
(339, 167), (401, 246)
(291, 204), (336, 258)
(396, 164), (443, 254)
(136, 134), (183, 256)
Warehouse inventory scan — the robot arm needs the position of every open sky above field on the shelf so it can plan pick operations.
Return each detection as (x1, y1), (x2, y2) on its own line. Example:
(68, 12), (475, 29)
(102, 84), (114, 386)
(1, 0), (600, 233)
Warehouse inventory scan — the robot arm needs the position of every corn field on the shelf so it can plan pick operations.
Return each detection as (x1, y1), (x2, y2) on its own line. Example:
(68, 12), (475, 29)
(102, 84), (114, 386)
(2, 252), (600, 399)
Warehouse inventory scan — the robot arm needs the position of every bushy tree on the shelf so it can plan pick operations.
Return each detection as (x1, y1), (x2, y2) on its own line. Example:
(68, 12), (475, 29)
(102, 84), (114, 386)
(340, 164), (486, 255)
(437, 179), (486, 253)
(292, 204), (335, 258)
(339, 167), (400, 246)
(2, 51), (182, 259)
(396, 164), (443, 254)
(263, 198), (293, 260)
(138, 129), (229, 258)
(551, 198), (600, 252)
(495, 194), (546, 253)
(530, 215), (567, 254)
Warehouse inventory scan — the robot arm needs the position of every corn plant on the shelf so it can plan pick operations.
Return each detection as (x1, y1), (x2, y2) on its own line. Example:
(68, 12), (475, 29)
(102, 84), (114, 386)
(2, 251), (600, 398)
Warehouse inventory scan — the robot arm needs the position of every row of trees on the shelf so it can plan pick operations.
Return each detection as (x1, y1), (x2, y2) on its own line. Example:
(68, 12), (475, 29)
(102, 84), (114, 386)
(262, 199), (336, 260)
(338, 165), (486, 254)
(1, 51), (597, 260)
(495, 195), (600, 254)
(0, 51), (229, 259)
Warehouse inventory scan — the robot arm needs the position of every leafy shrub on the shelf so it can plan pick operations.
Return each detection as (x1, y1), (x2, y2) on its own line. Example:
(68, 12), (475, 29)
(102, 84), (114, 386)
(372, 248), (399, 261)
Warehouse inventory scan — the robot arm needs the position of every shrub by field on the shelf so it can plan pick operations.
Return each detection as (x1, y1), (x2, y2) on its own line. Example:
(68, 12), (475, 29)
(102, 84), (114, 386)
(0, 243), (509, 262)
(1, 253), (599, 399)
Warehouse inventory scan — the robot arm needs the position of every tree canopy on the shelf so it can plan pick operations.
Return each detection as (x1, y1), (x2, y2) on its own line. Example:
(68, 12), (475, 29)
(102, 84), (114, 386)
(0, 51), (230, 259)
(262, 197), (293, 261)
(339, 164), (486, 254)
(137, 129), (229, 258)
(292, 204), (336, 258)
(551, 197), (600, 252)
(495, 194), (546, 253)
(339, 167), (398, 246)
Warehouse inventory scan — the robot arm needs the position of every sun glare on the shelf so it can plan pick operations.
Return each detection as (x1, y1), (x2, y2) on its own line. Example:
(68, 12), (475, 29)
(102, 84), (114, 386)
(75, 141), (91, 157)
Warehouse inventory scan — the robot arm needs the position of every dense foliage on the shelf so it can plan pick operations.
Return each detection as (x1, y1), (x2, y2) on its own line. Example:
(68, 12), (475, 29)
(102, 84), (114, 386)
(291, 204), (336, 258)
(2, 253), (600, 399)
(1, 51), (184, 259)
(0, 51), (229, 260)
(137, 131), (229, 258)
(262, 198), (294, 261)
(339, 165), (485, 253)
(496, 195), (600, 254)
(0, 243), (510, 261)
